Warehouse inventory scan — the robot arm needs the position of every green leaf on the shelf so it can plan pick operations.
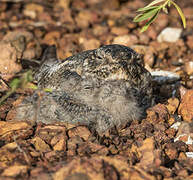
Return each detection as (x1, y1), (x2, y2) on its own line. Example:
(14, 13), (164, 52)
(29, 84), (38, 90)
(21, 70), (33, 88)
(43, 88), (53, 92)
(0, 70), (35, 106)
(170, 1), (186, 28)
(168, 1), (171, 7)
(162, 6), (168, 14)
(0, 78), (20, 105)
(140, 9), (160, 32)
(137, 5), (160, 12)
(133, 13), (144, 22)
(133, 7), (160, 22)
(10, 78), (20, 91)
(142, 0), (165, 9)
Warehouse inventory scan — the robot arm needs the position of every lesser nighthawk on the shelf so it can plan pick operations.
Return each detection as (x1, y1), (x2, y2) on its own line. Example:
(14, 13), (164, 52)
(15, 44), (153, 133)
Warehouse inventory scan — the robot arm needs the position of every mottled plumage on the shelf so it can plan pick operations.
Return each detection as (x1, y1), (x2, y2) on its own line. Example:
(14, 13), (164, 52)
(16, 44), (153, 133)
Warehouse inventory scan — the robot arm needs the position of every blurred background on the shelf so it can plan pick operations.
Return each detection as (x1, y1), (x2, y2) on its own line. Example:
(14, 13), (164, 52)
(0, 0), (193, 88)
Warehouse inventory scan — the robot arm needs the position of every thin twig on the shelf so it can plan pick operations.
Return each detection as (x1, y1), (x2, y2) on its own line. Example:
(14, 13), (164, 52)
(13, 135), (31, 165)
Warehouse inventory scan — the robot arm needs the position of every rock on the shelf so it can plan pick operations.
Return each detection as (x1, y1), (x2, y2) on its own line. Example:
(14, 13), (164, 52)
(166, 98), (180, 114)
(71, 0), (86, 9)
(0, 41), (22, 80)
(58, 34), (79, 59)
(36, 13), (52, 24)
(22, 47), (37, 59)
(187, 35), (193, 49)
(184, 61), (193, 75)
(146, 104), (169, 124)
(185, 152), (193, 158)
(23, 40), (42, 59)
(42, 31), (60, 45)
(178, 89), (193, 122)
(50, 129), (67, 151)
(174, 122), (193, 158)
(132, 45), (155, 67)
(138, 137), (161, 168)
(109, 144), (119, 155)
(102, 0), (120, 9)
(0, 2), (6, 12)
(58, 9), (74, 24)
(175, 133), (193, 145)
(0, 30), (39, 76)
(2, 165), (28, 177)
(107, 19), (115, 27)
(75, 10), (96, 28)
(179, 85), (188, 98)
(53, 157), (102, 180)
(64, 173), (90, 180)
(23, 3), (44, 19)
(111, 27), (129, 36)
(36, 125), (67, 146)
(6, 95), (32, 122)
(178, 152), (187, 160)
(165, 127), (176, 138)
(67, 136), (83, 156)
(167, 116), (175, 126)
(147, 27), (158, 40)
(112, 35), (138, 47)
(129, 167), (156, 180)
(31, 137), (51, 152)
(158, 166), (173, 178)
(154, 14), (169, 30)
(3, 30), (33, 42)
(79, 38), (100, 50)
(0, 143), (18, 167)
(0, 121), (33, 142)
(53, 137), (66, 151)
(93, 25), (108, 37)
(177, 169), (189, 177)
(186, 78), (193, 89)
(1, 142), (17, 150)
(87, 142), (108, 155)
(29, 170), (52, 180)
(174, 122), (193, 143)
(167, 39), (186, 59)
(68, 126), (91, 141)
(57, 0), (71, 9)
(151, 70), (180, 84)
(170, 121), (182, 130)
(165, 146), (178, 160)
(53, 156), (156, 180)
(138, 34), (150, 44)
(157, 27), (182, 43)
(0, 121), (29, 136)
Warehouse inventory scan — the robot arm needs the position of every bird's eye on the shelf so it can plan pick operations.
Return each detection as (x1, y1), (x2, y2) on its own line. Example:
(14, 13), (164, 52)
(95, 51), (103, 60)
(97, 54), (103, 60)
(84, 86), (92, 90)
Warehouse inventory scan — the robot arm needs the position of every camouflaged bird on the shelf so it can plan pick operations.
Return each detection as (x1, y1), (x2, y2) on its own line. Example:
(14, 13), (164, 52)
(15, 44), (153, 133)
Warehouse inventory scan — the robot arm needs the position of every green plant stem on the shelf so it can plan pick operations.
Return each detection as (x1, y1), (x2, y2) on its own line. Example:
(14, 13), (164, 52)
(0, 90), (14, 105)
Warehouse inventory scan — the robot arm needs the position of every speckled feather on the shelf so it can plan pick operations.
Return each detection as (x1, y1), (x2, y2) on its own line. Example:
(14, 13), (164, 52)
(16, 44), (153, 133)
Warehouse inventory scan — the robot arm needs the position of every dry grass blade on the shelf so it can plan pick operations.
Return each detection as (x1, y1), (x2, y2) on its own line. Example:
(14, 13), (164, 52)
(170, 1), (186, 28)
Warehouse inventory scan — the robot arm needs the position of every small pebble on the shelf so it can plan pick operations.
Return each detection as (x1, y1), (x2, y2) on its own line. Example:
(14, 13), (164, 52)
(184, 61), (193, 75)
(151, 70), (180, 84)
(186, 152), (193, 158)
(157, 27), (182, 43)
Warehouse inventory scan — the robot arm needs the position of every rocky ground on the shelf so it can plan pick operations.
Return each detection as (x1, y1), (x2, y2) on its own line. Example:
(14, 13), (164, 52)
(0, 0), (193, 179)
